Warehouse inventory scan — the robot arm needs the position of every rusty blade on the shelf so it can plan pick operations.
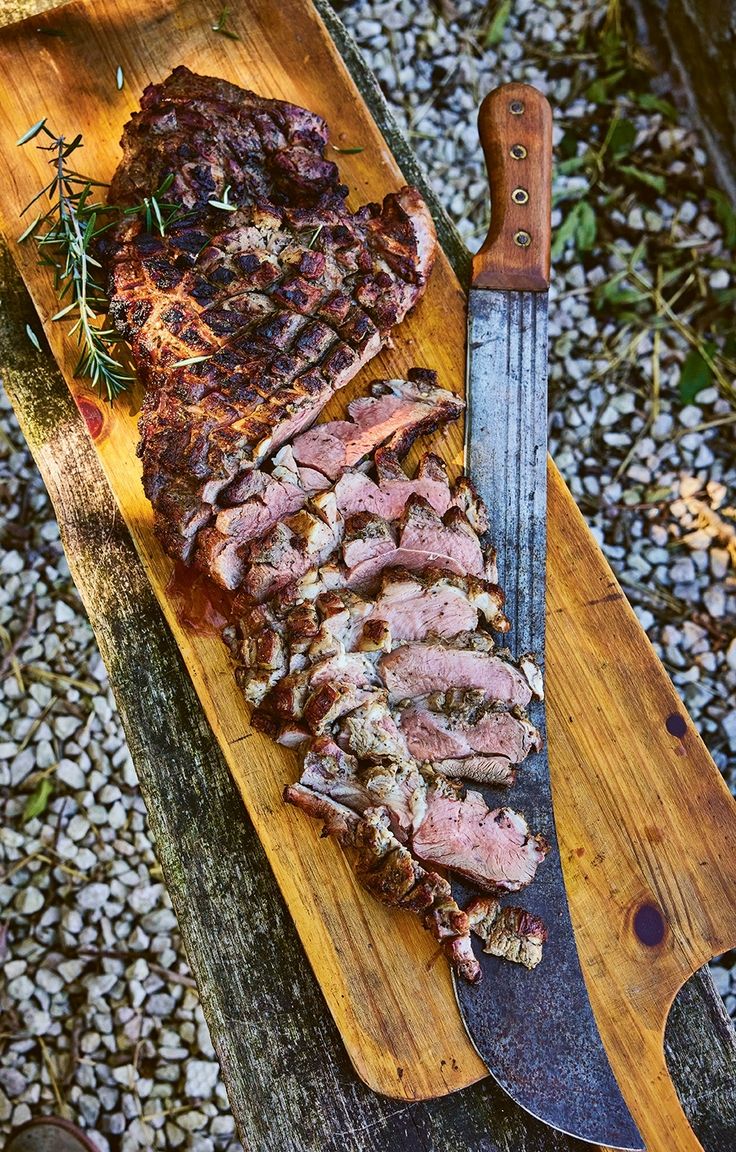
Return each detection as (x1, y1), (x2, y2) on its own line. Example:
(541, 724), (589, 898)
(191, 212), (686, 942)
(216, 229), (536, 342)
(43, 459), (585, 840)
(458, 287), (643, 1149)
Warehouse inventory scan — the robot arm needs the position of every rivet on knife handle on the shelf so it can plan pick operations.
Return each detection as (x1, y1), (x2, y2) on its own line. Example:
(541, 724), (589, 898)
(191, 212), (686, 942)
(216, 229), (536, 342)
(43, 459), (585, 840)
(472, 82), (552, 292)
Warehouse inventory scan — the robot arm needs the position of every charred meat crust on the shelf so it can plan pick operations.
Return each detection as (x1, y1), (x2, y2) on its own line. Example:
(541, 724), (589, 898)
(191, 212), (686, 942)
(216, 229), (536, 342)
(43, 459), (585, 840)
(283, 782), (481, 983)
(104, 67), (437, 568)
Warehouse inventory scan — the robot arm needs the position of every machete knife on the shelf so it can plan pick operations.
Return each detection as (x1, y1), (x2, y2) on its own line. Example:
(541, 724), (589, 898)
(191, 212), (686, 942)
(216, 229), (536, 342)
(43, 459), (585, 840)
(457, 82), (644, 1150)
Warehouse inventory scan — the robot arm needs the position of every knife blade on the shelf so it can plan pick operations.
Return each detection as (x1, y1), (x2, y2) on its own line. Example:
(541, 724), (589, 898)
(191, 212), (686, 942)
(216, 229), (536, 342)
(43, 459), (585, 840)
(456, 82), (644, 1150)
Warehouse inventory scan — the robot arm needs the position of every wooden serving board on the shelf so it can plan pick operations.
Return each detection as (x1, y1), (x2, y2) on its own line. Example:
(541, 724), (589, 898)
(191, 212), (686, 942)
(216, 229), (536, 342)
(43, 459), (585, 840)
(0, 1), (735, 1146)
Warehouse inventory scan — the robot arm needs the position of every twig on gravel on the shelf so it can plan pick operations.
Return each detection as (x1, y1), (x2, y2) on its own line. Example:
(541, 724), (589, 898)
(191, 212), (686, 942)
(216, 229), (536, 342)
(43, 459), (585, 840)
(77, 946), (198, 988)
(38, 1034), (67, 1118)
(0, 592), (36, 680)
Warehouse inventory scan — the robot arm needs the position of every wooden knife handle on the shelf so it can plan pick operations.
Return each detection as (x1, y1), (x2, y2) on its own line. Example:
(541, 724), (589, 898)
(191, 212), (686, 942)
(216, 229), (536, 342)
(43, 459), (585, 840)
(472, 83), (552, 291)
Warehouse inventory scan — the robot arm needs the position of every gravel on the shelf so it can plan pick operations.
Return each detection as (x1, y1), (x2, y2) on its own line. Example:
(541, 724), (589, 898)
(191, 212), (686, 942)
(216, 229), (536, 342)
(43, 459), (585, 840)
(1, 1), (734, 1147)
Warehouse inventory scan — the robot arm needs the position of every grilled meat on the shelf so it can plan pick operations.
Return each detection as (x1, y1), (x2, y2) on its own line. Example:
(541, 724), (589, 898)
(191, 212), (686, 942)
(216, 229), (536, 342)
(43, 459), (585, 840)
(114, 68), (550, 979)
(224, 566), (508, 707)
(105, 67), (436, 565)
(299, 737), (548, 894)
(290, 368), (463, 481)
(399, 691), (542, 784)
(283, 783), (481, 982)
(466, 897), (548, 970)
(254, 633), (536, 739)
(379, 639), (542, 707)
(194, 370), (463, 588)
(411, 786), (548, 893)
(239, 450), (497, 602)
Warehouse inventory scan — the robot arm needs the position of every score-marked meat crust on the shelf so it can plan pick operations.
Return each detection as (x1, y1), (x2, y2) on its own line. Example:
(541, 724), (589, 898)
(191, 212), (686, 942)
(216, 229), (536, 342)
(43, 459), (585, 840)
(104, 67), (437, 565)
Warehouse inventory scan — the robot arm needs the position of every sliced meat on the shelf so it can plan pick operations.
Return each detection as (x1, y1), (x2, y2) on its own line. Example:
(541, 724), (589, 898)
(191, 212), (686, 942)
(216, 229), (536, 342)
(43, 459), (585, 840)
(258, 651), (381, 732)
(240, 450), (496, 603)
(333, 451), (454, 522)
(243, 505), (343, 602)
(379, 641), (542, 707)
(340, 496), (494, 591)
(291, 369), (463, 482)
(399, 693), (542, 782)
(301, 737), (429, 838)
(298, 738), (548, 894)
(194, 371), (463, 589)
(338, 697), (410, 762)
(411, 786), (549, 893)
(466, 897), (548, 970)
(105, 66), (437, 565)
(284, 783), (481, 983)
(228, 568), (507, 716)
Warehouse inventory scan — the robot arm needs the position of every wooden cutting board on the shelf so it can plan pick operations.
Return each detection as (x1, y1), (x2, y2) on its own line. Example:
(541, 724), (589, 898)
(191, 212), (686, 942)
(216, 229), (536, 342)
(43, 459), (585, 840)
(0, 1), (735, 1146)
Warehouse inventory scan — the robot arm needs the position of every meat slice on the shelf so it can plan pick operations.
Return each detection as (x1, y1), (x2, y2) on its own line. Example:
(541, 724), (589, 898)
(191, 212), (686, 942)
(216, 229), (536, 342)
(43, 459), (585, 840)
(105, 66), (437, 565)
(333, 451), (454, 522)
(298, 738), (548, 894)
(283, 783), (481, 982)
(194, 371), (463, 589)
(411, 787), (549, 893)
(226, 567), (508, 717)
(240, 451), (497, 603)
(379, 640), (542, 707)
(301, 737), (429, 837)
(338, 697), (410, 762)
(291, 369), (463, 482)
(399, 692), (542, 784)
(466, 897), (548, 970)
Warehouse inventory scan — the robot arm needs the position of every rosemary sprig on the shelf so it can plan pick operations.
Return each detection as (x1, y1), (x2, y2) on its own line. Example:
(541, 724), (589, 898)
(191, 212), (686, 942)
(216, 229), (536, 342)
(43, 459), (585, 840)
(18, 124), (182, 401)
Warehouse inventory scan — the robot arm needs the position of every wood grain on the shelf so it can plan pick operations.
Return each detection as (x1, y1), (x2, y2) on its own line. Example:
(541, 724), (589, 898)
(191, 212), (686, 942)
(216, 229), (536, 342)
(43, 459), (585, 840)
(0, 0), (734, 1144)
(472, 83), (552, 291)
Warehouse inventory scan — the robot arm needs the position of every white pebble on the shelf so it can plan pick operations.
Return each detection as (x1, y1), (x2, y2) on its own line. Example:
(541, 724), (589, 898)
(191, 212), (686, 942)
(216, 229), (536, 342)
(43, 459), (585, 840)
(77, 882), (111, 910)
(7, 975), (34, 1000)
(14, 887), (44, 915)
(56, 759), (86, 790)
(185, 1060), (220, 1099)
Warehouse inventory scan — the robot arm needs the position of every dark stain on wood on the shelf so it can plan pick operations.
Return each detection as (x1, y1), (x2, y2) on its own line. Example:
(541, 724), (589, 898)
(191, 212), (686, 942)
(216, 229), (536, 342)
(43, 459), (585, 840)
(634, 903), (667, 948)
(584, 592), (625, 606)
(666, 714), (688, 740)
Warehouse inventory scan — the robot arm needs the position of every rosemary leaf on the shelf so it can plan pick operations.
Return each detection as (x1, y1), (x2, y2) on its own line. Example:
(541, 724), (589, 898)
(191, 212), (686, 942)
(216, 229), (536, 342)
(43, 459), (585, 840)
(20, 124), (187, 401)
(26, 323), (42, 351)
(17, 118), (48, 146)
(51, 302), (77, 321)
(171, 354), (213, 368)
(61, 133), (83, 158)
(18, 216), (41, 243)
(330, 144), (365, 155)
(212, 7), (240, 39)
